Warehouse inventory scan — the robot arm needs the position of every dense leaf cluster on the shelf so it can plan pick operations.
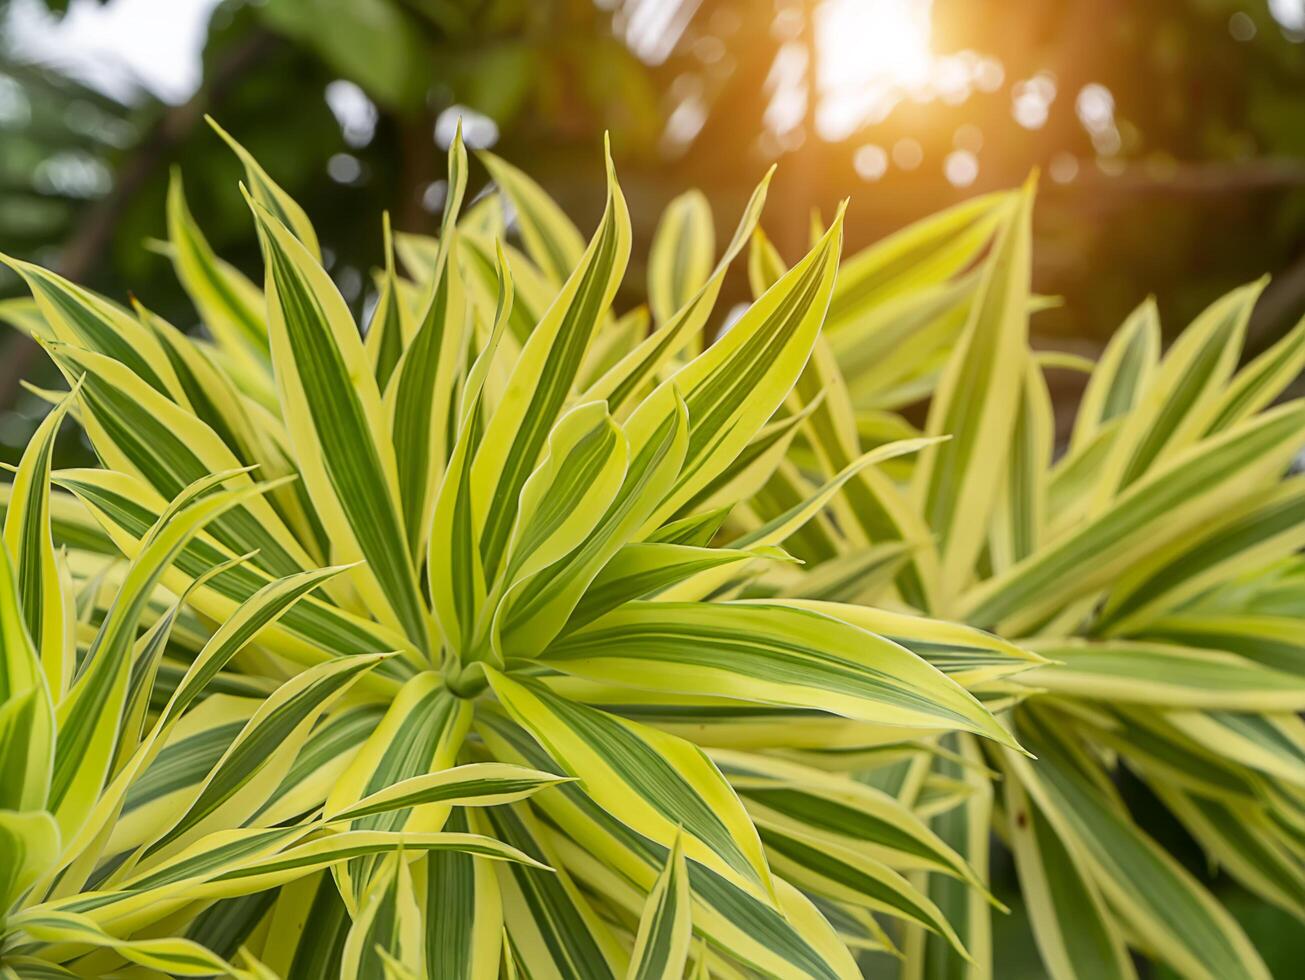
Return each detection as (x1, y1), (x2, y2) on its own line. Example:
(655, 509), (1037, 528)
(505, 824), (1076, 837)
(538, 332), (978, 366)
(0, 121), (1301, 978)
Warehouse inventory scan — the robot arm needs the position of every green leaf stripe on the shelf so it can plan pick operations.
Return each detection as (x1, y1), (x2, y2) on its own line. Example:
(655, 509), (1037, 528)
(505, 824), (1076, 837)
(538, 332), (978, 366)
(8, 262), (172, 395)
(1206, 313), (1305, 434)
(346, 686), (465, 837)
(478, 192), (623, 581)
(1010, 709), (1270, 980)
(5, 387), (71, 658)
(964, 400), (1305, 629)
(424, 808), (488, 980)
(825, 193), (1004, 326)
(162, 563), (359, 726)
(121, 721), (244, 816)
(482, 804), (619, 980)
(389, 235), (463, 556)
(628, 833), (691, 980)
(499, 680), (761, 888)
(327, 763), (569, 822)
(50, 482), (261, 818)
(53, 473), (408, 667)
(167, 172), (268, 358)
(1098, 481), (1305, 631)
(254, 205), (428, 647)
(673, 241), (829, 499)
(1116, 285), (1255, 489)
(479, 714), (846, 980)
(51, 348), (306, 579)
(738, 782), (963, 879)
(561, 543), (760, 635)
(145, 653), (388, 855)
(544, 601), (1014, 743)
(250, 704), (385, 822)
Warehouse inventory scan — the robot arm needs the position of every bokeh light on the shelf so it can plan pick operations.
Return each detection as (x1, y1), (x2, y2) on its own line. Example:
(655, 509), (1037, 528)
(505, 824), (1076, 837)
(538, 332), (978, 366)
(943, 149), (979, 187)
(854, 143), (889, 181)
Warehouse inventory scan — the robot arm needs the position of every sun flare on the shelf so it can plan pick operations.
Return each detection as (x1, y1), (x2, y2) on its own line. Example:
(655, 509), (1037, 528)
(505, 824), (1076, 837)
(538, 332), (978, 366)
(815, 0), (935, 138)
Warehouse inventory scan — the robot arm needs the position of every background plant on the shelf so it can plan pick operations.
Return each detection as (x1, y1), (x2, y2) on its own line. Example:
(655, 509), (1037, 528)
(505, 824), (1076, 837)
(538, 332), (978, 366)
(736, 177), (1305, 978)
(0, 123), (1051, 977)
(6, 0), (1305, 468)
(3, 1), (1305, 976)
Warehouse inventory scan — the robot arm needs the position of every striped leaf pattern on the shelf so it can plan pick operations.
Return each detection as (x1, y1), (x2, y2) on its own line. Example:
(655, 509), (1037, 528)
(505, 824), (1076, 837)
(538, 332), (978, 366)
(2, 389), (74, 700)
(747, 164), (1305, 978)
(3, 126), (1297, 979)
(648, 190), (714, 326)
(542, 601), (1019, 746)
(626, 832), (692, 980)
(248, 193), (430, 650)
(484, 670), (777, 901)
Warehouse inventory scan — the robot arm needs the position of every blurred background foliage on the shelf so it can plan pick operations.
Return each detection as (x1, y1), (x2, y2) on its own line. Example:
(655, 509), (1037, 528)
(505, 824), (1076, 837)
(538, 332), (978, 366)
(2, 3), (1305, 971)
(5, 2), (1305, 369)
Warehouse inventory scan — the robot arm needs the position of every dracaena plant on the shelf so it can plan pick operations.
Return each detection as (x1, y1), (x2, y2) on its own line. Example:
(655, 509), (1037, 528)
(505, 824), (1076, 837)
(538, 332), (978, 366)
(738, 183), (1305, 979)
(0, 123), (1036, 979)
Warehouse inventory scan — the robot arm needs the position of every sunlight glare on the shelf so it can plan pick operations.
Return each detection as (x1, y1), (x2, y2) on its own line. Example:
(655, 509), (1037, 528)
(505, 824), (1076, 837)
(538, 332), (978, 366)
(815, 0), (934, 140)
(4, 0), (220, 103)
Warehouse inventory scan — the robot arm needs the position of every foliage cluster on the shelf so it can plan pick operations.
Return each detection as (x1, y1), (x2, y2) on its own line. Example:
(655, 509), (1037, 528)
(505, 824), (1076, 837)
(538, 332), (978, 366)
(0, 119), (1302, 978)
